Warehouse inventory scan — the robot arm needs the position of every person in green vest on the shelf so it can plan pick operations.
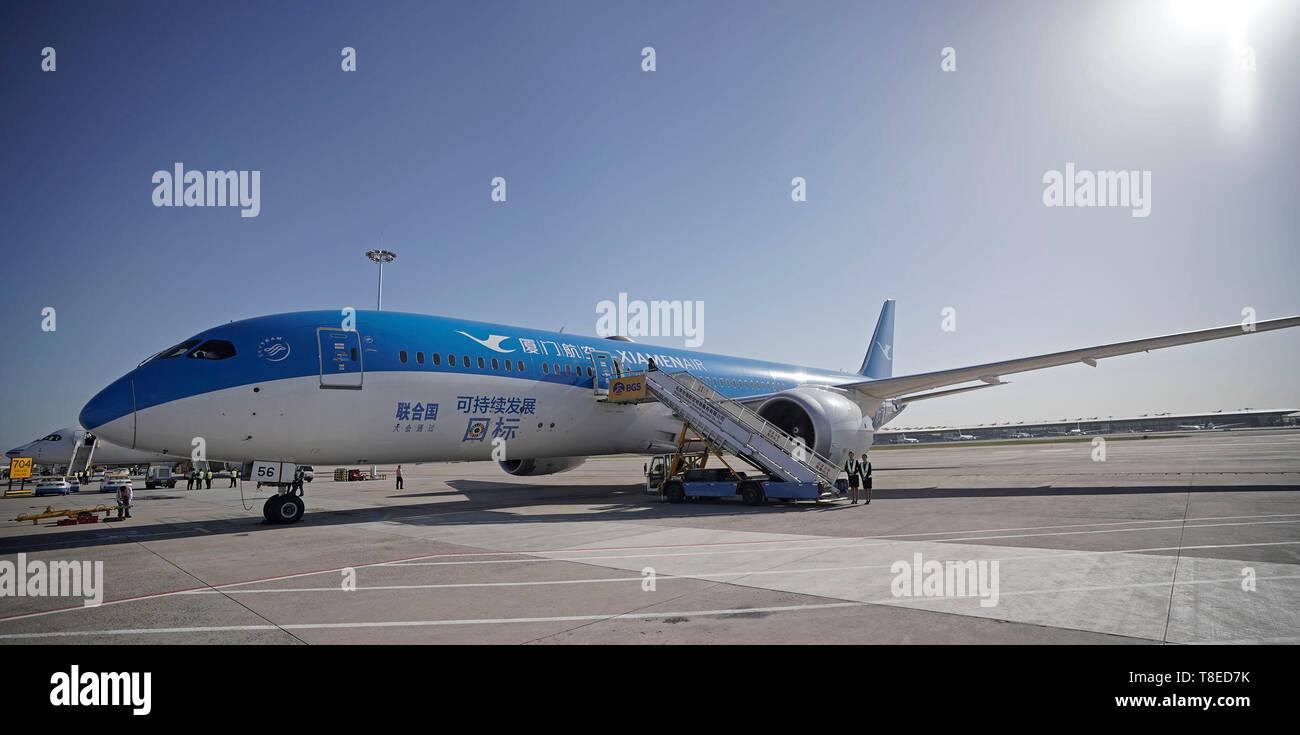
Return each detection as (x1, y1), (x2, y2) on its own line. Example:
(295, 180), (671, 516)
(843, 451), (861, 504)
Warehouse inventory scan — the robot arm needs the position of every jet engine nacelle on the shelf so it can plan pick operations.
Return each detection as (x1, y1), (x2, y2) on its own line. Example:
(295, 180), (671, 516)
(756, 387), (874, 467)
(498, 457), (587, 476)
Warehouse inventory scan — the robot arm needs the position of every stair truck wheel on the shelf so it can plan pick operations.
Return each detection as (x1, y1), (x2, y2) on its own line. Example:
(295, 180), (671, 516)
(740, 482), (765, 506)
(663, 481), (686, 504)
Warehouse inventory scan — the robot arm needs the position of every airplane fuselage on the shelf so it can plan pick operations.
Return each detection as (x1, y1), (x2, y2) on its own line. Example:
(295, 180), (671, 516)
(80, 310), (879, 466)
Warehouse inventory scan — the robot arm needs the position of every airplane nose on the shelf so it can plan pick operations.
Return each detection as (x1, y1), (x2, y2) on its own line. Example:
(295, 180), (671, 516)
(80, 373), (136, 442)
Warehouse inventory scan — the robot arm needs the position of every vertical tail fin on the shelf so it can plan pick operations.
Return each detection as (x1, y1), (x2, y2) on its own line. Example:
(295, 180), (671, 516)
(858, 299), (896, 378)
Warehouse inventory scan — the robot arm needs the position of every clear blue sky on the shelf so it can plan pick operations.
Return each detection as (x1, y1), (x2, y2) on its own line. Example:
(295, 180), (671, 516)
(2, 0), (1298, 450)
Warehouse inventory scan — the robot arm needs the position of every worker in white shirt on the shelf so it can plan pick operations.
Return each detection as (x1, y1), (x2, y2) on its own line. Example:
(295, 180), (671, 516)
(116, 481), (133, 519)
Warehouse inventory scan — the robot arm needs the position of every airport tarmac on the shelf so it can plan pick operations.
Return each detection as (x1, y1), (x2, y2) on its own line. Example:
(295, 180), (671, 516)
(1, 430), (1297, 644)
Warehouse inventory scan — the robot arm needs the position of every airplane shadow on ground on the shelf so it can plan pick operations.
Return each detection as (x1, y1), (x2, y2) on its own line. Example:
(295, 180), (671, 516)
(2, 482), (1294, 556)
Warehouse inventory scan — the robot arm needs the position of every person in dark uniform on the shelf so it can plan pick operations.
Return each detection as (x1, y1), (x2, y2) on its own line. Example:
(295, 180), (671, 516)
(860, 452), (872, 505)
(647, 357), (657, 371)
(843, 451), (861, 504)
(395, 465), (404, 490)
(186, 470), (194, 491)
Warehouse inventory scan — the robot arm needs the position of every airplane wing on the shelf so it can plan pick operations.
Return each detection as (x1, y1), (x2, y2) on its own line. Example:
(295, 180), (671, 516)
(841, 316), (1300, 400)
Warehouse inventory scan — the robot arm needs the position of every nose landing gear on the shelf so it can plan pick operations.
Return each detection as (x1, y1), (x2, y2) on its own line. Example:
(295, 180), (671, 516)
(263, 491), (304, 524)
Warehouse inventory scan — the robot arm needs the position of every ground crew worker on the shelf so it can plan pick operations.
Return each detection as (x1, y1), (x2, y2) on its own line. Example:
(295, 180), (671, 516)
(229, 468), (238, 487)
(860, 452), (872, 505)
(395, 465), (403, 490)
(186, 470), (194, 491)
(116, 480), (132, 519)
(844, 451), (861, 504)
(205, 470), (212, 489)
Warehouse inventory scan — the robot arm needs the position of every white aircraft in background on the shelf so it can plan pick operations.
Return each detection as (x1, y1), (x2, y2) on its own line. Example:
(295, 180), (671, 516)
(79, 300), (1300, 523)
(5, 427), (174, 470)
(1009, 431), (1033, 439)
(1177, 421), (1244, 430)
(900, 435), (920, 444)
(955, 432), (977, 441)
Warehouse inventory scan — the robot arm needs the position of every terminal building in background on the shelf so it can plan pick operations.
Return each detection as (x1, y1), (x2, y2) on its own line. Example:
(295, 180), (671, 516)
(875, 408), (1299, 445)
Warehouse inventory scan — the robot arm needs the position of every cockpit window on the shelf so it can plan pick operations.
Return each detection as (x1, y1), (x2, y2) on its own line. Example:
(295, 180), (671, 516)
(187, 340), (237, 360)
(41, 434), (61, 442)
(146, 339), (201, 363)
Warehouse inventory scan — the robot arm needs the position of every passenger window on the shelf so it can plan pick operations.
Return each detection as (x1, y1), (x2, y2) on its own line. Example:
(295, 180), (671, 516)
(491, 358), (499, 370)
(432, 353), (441, 366)
(542, 363), (550, 374)
(350, 348), (358, 362)
(463, 355), (471, 367)
(504, 359), (512, 371)
(477, 356), (486, 369)
(553, 363), (560, 375)
(517, 360), (525, 372)
(586, 366), (593, 377)
(447, 354), (454, 366)
(565, 364), (572, 376)
(416, 352), (425, 364)
(399, 350), (408, 363)
(188, 340), (237, 360)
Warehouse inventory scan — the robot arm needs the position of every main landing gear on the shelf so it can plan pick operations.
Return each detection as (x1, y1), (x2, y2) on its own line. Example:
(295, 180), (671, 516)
(263, 488), (305, 524)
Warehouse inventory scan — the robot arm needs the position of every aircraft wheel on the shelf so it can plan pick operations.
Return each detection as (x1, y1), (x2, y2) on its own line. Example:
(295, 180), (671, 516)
(663, 481), (685, 504)
(275, 494), (305, 524)
(740, 482), (765, 507)
(262, 495), (282, 522)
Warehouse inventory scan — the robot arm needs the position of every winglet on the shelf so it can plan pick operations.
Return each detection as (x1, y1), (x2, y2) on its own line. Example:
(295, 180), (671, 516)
(858, 299), (896, 378)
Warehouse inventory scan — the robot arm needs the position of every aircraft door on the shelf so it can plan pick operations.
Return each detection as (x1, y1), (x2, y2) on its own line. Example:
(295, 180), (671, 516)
(591, 352), (614, 396)
(318, 328), (363, 389)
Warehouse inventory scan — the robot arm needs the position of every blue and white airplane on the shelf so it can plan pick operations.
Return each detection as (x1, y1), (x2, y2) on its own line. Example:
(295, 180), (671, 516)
(6, 427), (174, 469)
(79, 301), (1300, 522)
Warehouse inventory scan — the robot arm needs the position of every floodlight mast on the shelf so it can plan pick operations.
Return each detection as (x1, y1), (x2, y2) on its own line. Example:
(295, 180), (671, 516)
(363, 248), (395, 481)
(365, 249), (396, 310)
